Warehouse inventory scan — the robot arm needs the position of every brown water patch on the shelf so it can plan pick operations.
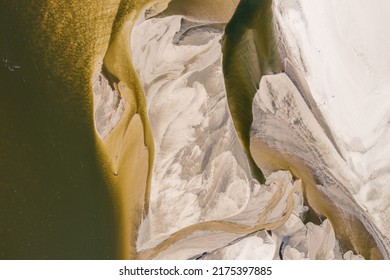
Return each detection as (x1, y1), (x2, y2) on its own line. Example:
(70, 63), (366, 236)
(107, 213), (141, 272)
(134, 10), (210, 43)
(0, 0), (160, 259)
(154, 0), (239, 23)
(222, 0), (283, 183)
(0, 0), (125, 259)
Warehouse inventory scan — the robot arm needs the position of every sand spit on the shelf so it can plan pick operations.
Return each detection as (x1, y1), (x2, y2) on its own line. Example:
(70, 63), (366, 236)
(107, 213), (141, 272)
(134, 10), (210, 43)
(93, 73), (125, 139)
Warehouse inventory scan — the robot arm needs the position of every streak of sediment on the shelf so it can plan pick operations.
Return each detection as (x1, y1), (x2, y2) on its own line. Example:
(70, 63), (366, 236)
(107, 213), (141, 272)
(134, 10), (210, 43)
(137, 180), (300, 259)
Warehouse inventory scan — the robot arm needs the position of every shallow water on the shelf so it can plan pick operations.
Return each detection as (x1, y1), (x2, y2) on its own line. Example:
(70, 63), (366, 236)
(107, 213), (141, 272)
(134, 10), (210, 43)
(0, 0), (121, 259)
(222, 0), (282, 183)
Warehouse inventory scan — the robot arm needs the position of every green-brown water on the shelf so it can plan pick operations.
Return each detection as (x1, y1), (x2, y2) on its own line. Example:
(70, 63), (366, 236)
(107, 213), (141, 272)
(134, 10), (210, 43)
(0, 66), (117, 259)
(0, 0), (162, 260)
(222, 0), (282, 183)
(0, 0), (125, 259)
(155, 0), (239, 23)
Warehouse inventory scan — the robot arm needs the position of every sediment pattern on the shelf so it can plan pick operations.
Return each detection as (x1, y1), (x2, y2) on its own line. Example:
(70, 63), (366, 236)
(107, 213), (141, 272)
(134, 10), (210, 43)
(1, 0), (389, 260)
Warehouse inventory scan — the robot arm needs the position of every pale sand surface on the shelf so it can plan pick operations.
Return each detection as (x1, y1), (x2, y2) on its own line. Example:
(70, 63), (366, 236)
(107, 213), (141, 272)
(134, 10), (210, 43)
(130, 8), (305, 259)
(127, 2), (348, 259)
(250, 72), (385, 259)
(137, 173), (301, 259)
(273, 0), (390, 244)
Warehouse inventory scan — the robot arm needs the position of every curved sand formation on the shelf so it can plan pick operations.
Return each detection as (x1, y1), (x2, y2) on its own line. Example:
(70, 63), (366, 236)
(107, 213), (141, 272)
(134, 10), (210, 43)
(2, 0), (388, 260)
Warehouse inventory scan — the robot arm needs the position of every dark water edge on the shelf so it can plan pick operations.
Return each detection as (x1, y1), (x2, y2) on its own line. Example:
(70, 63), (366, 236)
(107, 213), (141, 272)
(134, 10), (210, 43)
(0, 1), (118, 259)
(222, 0), (282, 184)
